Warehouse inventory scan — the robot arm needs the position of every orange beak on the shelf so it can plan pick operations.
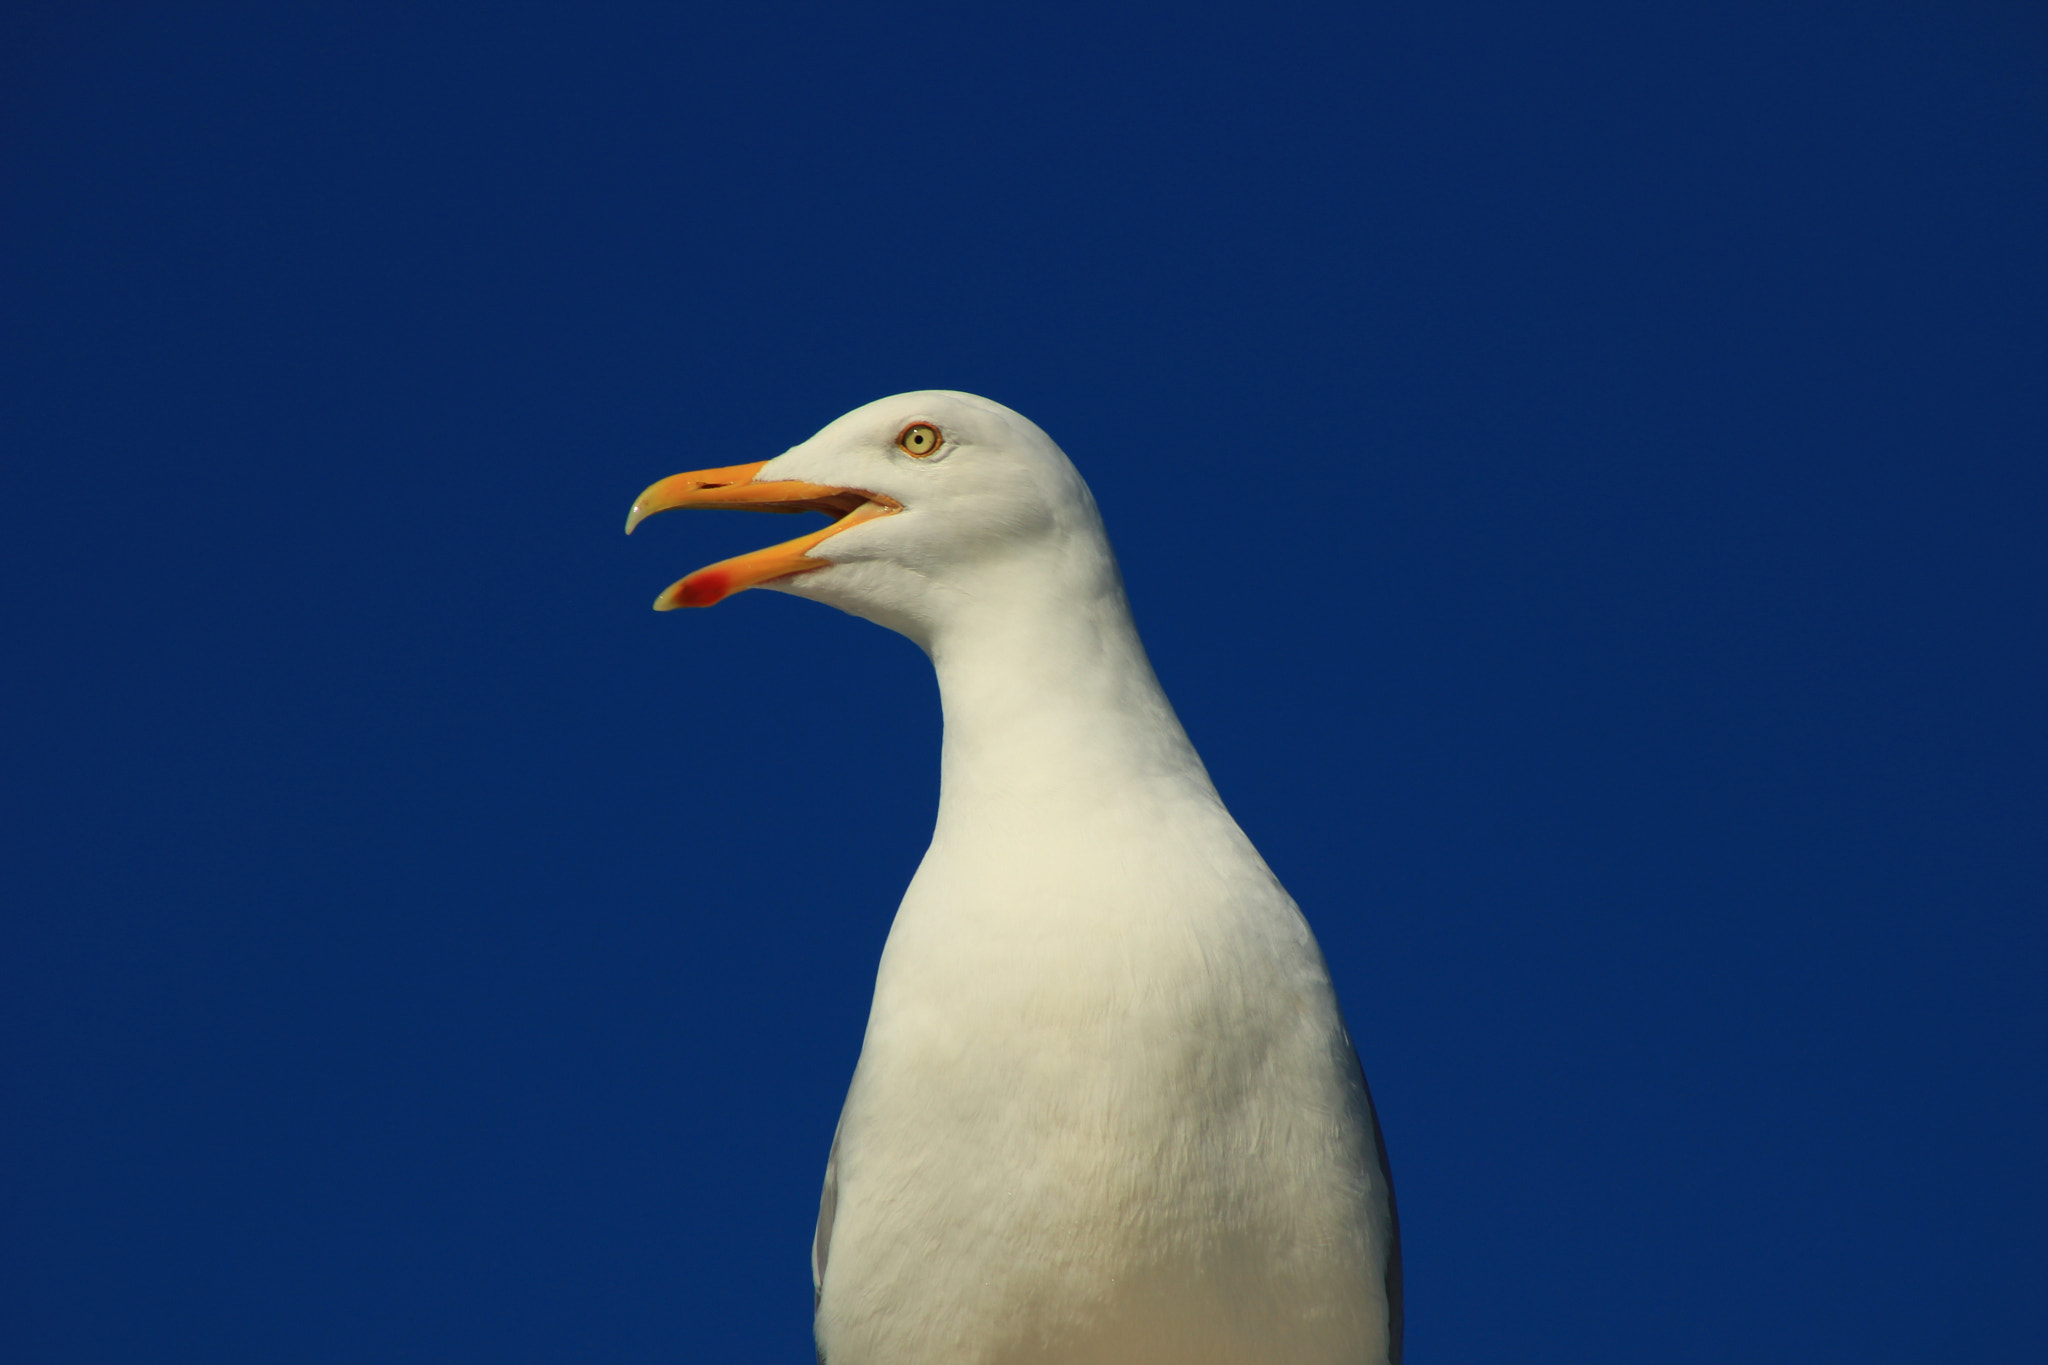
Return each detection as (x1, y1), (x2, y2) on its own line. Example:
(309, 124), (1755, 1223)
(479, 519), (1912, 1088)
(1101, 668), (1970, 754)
(624, 461), (899, 609)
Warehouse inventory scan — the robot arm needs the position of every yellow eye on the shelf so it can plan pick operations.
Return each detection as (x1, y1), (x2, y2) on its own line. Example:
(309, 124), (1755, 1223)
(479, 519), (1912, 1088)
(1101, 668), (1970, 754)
(897, 423), (942, 457)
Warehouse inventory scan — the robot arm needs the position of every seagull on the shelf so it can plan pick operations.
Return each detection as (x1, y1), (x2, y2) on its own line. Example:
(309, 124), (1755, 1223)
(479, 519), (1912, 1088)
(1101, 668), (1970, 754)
(626, 392), (1401, 1365)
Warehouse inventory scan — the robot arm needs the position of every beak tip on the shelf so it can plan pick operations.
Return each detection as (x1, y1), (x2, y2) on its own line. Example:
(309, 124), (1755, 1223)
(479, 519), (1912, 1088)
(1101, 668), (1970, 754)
(654, 572), (727, 611)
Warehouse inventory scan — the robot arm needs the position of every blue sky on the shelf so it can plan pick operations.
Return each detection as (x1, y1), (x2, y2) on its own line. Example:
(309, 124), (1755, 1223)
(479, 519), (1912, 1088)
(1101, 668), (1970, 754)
(3, 4), (2043, 1361)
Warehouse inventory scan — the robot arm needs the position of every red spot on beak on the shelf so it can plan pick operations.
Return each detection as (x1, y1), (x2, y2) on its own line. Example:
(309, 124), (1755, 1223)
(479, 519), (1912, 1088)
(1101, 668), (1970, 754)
(678, 570), (729, 608)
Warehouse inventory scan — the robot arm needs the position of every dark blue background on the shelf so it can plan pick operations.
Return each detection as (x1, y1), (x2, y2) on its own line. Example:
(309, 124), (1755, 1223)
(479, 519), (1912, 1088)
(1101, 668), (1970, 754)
(5, 4), (2042, 1360)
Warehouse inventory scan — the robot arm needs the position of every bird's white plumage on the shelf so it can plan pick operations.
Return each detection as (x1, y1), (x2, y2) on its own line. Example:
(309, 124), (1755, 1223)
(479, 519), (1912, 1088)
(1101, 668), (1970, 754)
(718, 393), (1397, 1363)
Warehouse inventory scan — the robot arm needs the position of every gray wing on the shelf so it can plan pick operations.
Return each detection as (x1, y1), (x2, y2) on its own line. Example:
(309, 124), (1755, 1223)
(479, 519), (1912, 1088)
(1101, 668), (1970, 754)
(812, 1117), (842, 1311)
(1358, 1059), (1403, 1365)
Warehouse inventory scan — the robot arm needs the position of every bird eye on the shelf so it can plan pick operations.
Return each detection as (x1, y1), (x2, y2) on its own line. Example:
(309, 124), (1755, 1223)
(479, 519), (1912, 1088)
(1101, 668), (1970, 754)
(896, 423), (942, 457)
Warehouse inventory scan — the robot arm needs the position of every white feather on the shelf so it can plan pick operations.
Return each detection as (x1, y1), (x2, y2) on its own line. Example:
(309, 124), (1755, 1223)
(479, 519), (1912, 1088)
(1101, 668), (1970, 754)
(753, 392), (1398, 1364)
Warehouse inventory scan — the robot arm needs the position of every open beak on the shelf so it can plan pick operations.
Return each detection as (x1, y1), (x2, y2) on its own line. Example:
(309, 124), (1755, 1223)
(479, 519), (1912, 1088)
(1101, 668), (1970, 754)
(624, 460), (899, 609)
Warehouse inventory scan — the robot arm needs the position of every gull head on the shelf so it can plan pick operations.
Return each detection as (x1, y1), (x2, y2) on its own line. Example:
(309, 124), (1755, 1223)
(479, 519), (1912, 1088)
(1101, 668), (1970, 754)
(625, 391), (1118, 645)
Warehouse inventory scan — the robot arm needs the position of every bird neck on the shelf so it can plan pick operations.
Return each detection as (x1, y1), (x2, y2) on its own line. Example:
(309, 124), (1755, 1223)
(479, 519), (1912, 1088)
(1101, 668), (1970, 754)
(924, 563), (1219, 834)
